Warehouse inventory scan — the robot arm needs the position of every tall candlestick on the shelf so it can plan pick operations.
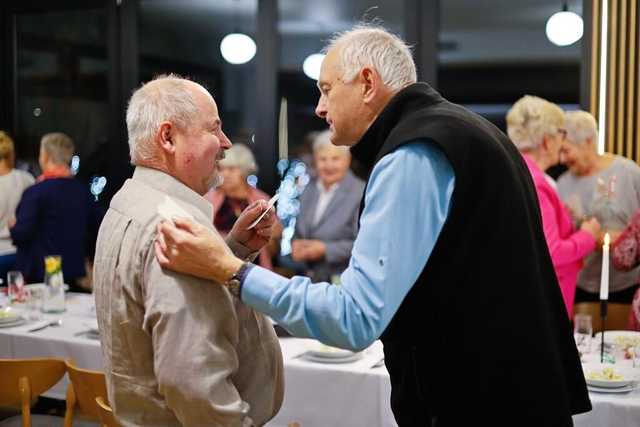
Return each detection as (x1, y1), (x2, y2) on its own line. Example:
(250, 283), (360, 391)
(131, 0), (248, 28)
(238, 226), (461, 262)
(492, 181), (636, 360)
(599, 233), (610, 300)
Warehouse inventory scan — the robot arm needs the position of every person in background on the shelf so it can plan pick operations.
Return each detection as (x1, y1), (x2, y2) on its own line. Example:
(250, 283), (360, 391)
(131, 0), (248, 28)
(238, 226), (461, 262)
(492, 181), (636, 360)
(290, 130), (364, 282)
(155, 25), (590, 426)
(611, 209), (640, 330)
(0, 131), (34, 281)
(93, 75), (283, 426)
(558, 110), (640, 304)
(9, 133), (102, 291)
(206, 143), (280, 269)
(506, 96), (600, 317)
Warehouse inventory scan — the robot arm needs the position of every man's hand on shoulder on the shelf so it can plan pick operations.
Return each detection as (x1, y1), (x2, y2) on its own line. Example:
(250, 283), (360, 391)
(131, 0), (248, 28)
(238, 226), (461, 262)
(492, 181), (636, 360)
(155, 218), (243, 283)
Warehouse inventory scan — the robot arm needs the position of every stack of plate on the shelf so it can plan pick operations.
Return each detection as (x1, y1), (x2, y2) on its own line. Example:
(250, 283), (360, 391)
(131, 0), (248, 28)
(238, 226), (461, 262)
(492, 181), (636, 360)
(0, 309), (26, 328)
(583, 363), (638, 393)
(301, 341), (362, 364)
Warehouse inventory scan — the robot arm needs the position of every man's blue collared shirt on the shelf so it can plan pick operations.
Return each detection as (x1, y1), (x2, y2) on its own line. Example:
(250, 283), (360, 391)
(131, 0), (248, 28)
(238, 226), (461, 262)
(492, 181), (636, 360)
(241, 141), (455, 350)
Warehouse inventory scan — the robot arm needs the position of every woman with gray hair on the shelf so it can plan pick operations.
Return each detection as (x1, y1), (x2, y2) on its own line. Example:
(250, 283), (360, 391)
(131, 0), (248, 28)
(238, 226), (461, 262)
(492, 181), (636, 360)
(10, 132), (103, 291)
(205, 143), (279, 269)
(507, 95), (600, 317)
(557, 110), (640, 304)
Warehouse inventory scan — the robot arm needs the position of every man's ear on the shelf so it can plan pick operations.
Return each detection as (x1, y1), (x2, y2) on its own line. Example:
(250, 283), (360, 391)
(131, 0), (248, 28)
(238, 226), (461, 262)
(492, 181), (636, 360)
(360, 66), (379, 104)
(157, 122), (175, 154)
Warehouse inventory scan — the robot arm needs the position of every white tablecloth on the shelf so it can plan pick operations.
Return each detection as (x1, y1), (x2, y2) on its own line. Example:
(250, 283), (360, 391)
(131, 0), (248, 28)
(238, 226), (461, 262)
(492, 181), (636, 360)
(1, 293), (638, 427)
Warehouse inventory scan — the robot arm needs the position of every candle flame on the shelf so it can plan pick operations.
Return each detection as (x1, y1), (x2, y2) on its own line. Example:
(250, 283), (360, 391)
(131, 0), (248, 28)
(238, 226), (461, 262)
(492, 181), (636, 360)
(604, 232), (610, 246)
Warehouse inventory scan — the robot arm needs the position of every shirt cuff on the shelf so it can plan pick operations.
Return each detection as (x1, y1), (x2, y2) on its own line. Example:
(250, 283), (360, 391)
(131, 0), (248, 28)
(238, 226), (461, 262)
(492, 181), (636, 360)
(225, 235), (260, 262)
(241, 265), (288, 312)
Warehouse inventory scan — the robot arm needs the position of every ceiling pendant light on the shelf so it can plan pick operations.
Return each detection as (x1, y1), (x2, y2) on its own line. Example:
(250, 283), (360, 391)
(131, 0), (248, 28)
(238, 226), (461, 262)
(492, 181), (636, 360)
(303, 53), (325, 80)
(220, 33), (256, 64)
(546, 2), (584, 46)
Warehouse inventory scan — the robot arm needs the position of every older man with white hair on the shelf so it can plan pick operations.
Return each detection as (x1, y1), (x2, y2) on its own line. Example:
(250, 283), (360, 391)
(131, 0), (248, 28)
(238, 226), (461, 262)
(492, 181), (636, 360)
(558, 110), (640, 304)
(93, 74), (283, 426)
(155, 27), (590, 426)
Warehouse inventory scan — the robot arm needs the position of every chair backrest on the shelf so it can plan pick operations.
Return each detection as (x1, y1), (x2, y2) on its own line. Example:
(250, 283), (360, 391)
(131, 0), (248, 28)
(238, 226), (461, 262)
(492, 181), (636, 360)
(0, 358), (67, 427)
(64, 360), (108, 425)
(95, 396), (120, 427)
(574, 302), (632, 333)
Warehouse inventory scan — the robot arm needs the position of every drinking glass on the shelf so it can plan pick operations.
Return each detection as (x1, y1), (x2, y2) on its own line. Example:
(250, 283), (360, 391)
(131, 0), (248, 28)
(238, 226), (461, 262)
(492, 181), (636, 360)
(7, 271), (25, 304)
(574, 314), (593, 355)
(26, 287), (44, 321)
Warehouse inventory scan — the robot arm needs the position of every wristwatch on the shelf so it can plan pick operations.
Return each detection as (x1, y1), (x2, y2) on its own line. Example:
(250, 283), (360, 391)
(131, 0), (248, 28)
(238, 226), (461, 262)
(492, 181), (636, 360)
(222, 261), (251, 298)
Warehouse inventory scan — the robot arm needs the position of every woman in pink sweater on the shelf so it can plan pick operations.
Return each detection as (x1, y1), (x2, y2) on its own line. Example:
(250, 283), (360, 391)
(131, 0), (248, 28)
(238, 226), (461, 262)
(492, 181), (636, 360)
(507, 96), (600, 318)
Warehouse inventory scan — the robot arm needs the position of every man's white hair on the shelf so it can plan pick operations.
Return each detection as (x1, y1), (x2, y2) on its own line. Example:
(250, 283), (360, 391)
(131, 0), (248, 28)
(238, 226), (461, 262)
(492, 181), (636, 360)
(312, 129), (350, 155)
(324, 24), (417, 92)
(565, 110), (598, 148)
(506, 95), (564, 151)
(126, 74), (200, 165)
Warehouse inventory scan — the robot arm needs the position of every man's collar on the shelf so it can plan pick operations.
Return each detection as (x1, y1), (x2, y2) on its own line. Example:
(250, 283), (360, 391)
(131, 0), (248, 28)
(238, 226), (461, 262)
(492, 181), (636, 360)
(132, 166), (213, 219)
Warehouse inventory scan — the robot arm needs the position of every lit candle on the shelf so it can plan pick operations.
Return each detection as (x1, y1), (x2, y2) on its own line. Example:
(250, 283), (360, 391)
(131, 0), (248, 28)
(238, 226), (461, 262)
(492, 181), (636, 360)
(599, 233), (610, 300)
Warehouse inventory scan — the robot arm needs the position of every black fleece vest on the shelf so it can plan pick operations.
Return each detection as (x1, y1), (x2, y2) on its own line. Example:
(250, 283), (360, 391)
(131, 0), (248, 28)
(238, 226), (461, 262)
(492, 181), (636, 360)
(351, 83), (591, 427)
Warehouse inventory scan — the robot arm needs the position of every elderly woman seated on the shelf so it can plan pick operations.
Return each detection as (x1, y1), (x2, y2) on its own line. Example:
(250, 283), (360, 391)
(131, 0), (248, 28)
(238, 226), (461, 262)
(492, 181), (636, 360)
(206, 143), (279, 269)
(506, 96), (600, 318)
(0, 131), (34, 281)
(289, 130), (365, 283)
(10, 133), (103, 291)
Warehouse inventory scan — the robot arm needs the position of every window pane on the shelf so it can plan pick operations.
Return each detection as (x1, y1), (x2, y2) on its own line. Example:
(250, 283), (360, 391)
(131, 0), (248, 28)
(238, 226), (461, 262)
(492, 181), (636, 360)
(139, 0), (258, 146)
(15, 9), (110, 193)
(438, 0), (583, 129)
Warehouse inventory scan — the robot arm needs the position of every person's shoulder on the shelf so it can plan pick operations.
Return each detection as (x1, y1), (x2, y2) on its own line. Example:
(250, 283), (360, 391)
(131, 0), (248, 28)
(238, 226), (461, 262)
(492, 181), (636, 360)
(343, 170), (365, 191)
(13, 169), (35, 185)
(614, 155), (640, 175)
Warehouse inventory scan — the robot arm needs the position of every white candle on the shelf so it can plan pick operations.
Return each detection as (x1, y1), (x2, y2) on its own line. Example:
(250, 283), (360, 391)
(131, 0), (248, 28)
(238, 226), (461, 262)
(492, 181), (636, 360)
(599, 233), (610, 300)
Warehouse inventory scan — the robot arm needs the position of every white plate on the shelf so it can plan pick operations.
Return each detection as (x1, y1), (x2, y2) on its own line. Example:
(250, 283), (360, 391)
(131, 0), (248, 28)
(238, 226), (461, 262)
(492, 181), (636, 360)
(588, 383), (636, 393)
(301, 352), (362, 364)
(305, 341), (359, 359)
(0, 317), (27, 328)
(583, 363), (637, 388)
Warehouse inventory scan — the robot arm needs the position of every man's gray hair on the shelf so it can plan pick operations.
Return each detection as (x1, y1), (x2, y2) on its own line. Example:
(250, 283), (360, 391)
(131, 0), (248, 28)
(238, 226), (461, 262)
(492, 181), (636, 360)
(312, 130), (350, 155)
(565, 110), (598, 147)
(325, 24), (417, 91)
(126, 74), (200, 165)
(219, 143), (258, 176)
(41, 132), (74, 165)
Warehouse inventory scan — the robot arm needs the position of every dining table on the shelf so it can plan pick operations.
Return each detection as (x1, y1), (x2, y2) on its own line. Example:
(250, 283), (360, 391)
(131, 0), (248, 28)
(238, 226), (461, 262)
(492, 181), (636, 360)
(0, 292), (638, 427)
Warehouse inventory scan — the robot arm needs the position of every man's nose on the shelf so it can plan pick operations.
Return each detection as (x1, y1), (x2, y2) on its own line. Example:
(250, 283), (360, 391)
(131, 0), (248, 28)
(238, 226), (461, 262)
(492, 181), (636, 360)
(315, 98), (327, 119)
(220, 131), (232, 149)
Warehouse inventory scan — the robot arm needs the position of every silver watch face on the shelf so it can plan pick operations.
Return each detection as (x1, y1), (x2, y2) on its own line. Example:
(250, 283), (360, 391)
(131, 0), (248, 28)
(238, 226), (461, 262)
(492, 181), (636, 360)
(226, 279), (241, 296)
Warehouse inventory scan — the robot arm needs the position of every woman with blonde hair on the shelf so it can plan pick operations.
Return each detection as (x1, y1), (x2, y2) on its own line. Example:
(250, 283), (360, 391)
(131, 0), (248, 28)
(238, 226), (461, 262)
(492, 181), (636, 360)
(0, 131), (34, 281)
(506, 96), (600, 317)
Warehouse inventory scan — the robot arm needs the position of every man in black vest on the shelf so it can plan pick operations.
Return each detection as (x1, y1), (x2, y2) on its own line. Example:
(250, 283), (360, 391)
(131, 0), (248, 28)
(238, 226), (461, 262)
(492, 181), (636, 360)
(155, 25), (590, 426)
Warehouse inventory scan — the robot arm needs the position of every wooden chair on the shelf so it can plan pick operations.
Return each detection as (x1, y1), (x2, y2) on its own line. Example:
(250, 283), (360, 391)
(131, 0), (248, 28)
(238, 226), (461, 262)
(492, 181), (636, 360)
(63, 360), (108, 427)
(94, 397), (119, 427)
(574, 302), (632, 333)
(0, 358), (66, 427)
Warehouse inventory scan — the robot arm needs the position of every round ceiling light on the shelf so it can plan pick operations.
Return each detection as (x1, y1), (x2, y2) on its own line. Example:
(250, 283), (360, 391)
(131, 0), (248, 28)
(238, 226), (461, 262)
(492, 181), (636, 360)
(220, 33), (256, 64)
(546, 11), (584, 46)
(303, 53), (325, 80)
